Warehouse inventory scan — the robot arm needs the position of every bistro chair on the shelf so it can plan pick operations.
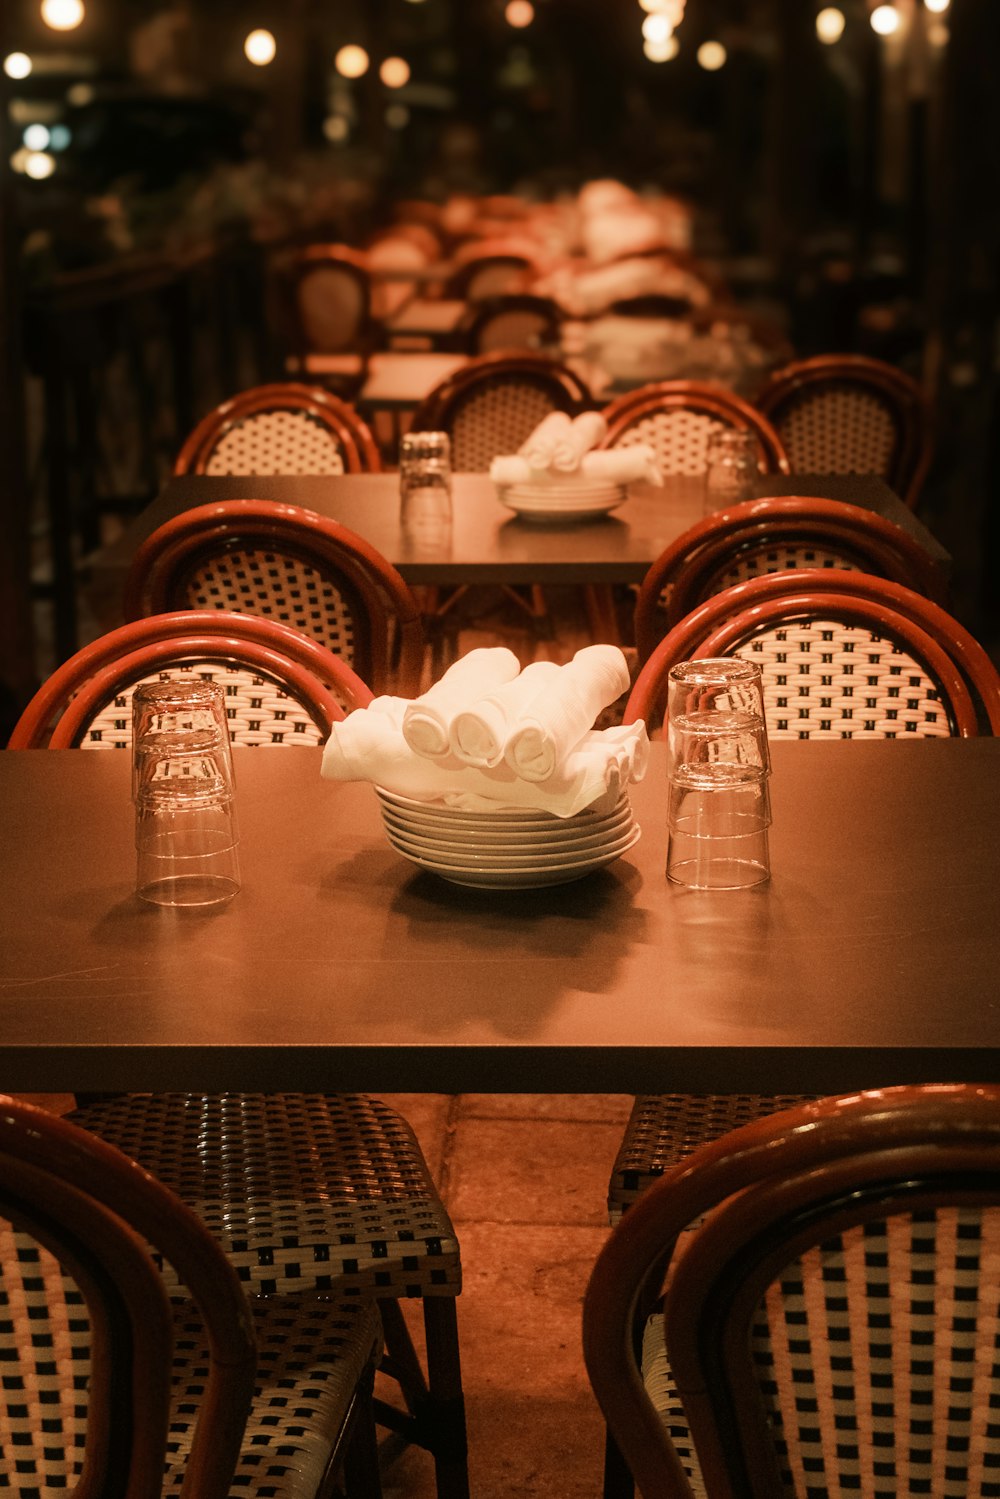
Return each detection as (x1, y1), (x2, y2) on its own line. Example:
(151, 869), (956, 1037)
(585, 1084), (1000, 1499)
(121, 498), (427, 697)
(632, 494), (948, 664)
(8, 619), (471, 1499)
(454, 293), (565, 355)
(173, 382), (382, 477)
(755, 353), (934, 510)
(0, 1092), (383, 1497)
(441, 239), (542, 302)
(599, 380), (790, 479)
(268, 243), (377, 390)
(7, 609), (370, 748)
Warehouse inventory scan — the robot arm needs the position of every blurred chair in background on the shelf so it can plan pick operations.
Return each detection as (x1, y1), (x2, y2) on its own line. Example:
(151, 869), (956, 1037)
(454, 294), (566, 356)
(268, 243), (377, 393)
(756, 352), (934, 510)
(174, 381), (381, 476)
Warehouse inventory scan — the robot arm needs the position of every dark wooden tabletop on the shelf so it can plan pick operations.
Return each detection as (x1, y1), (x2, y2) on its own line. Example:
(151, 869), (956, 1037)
(0, 739), (995, 1095)
(96, 471), (945, 591)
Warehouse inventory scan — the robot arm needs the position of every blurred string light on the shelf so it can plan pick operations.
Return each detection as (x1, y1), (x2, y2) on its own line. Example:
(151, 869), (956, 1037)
(23, 123), (51, 150)
(4, 53), (33, 79)
(323, 114), (350, 142)
(927, 21), (949, 43)
(40, 0), (85, 31)
(505, 0), (534, 27)
(924, 0), (949, 10)
(815, 7), (846, 43)
(335, 44), (369, 78)
(642, 14), (674, 43)
(644, 34), (679, 61)
(25, 151), (56, 178)
(870, 4), (900, 35)
(66, 81), (94, 104)
(49, 123), (71, 149)
(244, 29), (276, 65)
(697, 39), (726, 69)
(638, 0), (685, 17)
(379, 55), (410, 87)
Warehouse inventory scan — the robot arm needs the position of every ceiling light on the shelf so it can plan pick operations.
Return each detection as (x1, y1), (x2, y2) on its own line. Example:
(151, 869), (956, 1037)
(642, 14), (674, 43)
(697, 40), (727, 70)
(644, 35), (679, 61)
(24, 150), (56, 179)
(335, 44), (370, 78)
(924, 0), (949, 11)
(244, 29), (276, 65)
(870, 5), (900, 35)
(816, 7), (846, 43)
(505, 0), (535, 27)
(4, 53), (33, 79)
(40, 0), (85, 31)
(380, 56), (411, 88)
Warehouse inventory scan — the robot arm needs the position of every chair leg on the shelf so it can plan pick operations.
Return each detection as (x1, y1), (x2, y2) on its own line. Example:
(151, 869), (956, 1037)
(375, 1297), (470, 1499)
(339, 1375), (384, 1499)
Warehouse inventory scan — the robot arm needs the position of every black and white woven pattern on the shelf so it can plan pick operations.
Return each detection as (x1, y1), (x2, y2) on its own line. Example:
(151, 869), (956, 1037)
(69, 1094), (462, 1302)
(204, 411), (346, 477)
(775, 387), (898, 479)
(611, 410), (730, 476)
(708, 546), (863, 595)
(164, 1295), (381, 1497)
(641, 1207), (1000, 1499)
(77, 662), (328, 749)
(179, 547), (358, 663)
(449, 383), (560, 471)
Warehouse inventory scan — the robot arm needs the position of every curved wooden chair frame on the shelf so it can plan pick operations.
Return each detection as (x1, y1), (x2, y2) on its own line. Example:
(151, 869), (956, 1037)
(756, 352), (934, 510)
(633, 494), (948, 662)
(174, 382), (382, 476)
(625, 569), (1000, 737)
(8, 610), (372, 748)
(584, 1084), (1000, 1499)
(599, 380), (790, 475)
(120, 499), (426, 697)
(454, 294), (565, 355)
(411, 349), (593, 438)
(268, 242), (375, 370)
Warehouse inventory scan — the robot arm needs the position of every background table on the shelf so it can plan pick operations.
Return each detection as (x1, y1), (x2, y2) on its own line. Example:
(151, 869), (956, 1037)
(97, 472), (946, 594)
(1, 740), (995, 1095)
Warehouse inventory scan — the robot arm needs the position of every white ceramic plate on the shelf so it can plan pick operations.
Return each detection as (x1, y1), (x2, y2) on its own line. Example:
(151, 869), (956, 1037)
(384, 821), (641, 887)
(379, 802), (633, 851)
(374, 787), (628, 828)
(383, 820), (640, 874)
(381, 808), (636, 859)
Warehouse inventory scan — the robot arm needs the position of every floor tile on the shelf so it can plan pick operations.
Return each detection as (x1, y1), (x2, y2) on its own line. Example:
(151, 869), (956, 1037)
(458, 1093), (633, 1124)
(445, 1117), (622, 1227)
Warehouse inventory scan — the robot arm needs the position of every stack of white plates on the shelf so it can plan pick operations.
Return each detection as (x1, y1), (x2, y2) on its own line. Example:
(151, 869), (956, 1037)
(375, 787), (641, 889)
(495, 481), (629, 523)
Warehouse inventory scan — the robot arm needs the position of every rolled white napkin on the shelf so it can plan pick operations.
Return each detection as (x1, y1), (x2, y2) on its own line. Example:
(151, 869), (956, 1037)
(517, 411), (573, 472)
(489, 455), (534, 486)
(580, 445), (662, 485)
(549, 411), (609, 473)
(503, 645), (632, 783)
(449, 660), (562, 769)
(321, 704), (649, 818)
(402, 647), (520, 760)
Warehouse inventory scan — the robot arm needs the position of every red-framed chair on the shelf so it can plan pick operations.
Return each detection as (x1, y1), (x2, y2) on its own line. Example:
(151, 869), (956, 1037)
(632, 495), (949, 664)
(120, 499), (426, 698)
(174, 382), (382, 477)
(0, 1093), (382, 1497)
(599, 380), (790, 479)
(586, 1085), (1000, 1499)
(7, 610), (369, 749)
(755, 353), (934, 510)
(625, 569), (1000, 739)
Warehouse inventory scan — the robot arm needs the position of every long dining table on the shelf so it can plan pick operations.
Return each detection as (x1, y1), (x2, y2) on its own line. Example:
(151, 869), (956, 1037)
(95, 471), (948, 596)
(1, 739), (996, 1097)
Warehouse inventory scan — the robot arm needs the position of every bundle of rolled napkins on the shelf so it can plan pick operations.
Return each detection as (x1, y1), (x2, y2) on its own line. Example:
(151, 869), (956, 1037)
(321, 645), (648, 818)
(489, 410), (661, 488)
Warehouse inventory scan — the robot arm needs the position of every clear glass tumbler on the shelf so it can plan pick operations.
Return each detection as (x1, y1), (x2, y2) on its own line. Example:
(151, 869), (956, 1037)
(132, 679), (240, 908)
(703, 427), (761, 514)
(399, 430), (453, 555)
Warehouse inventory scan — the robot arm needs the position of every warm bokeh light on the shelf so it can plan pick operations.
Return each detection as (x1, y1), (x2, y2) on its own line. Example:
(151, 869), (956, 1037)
(644, 35), (679, 61)
(816, 7), (846, 43)
(924, 0), (949, 10)
(40, 0), (85, 31)
(4, 52), (33, 79)
(385, 104), (410, 129)
(23, 123), (50, 150)
(505, 0), (534, 27)
(244, 29), (276, 66)
(642, 14), (674, 43)
(323, 115), (350, 142)
(928, 20), (949, 43)
(66, 81), (94, 105)
(639, 0), (684, 16)
(379, 56), (411, 87)
(870, 4), (900, 35)
(335, 44), (369, 78)
(697, 39), (727, 70)
(24, 151), (56, 179)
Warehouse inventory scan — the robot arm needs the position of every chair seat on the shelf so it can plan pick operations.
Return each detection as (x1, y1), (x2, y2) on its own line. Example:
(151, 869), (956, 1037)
(608, 1093), (818, 1222)
(68, 1093), (462, 1300)
(165, 1294), (382, 1497)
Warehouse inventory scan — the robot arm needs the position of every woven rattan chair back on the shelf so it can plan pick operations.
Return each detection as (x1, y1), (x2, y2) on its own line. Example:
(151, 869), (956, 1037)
(7, 610), (372, 750)
(0, 1095), (382, 1499)
(600, 381), (789, 478)
(756, 354), (934, 510)
(268, 243), (373, 364)
(625, 570), (1000, 739)
(457, 294), (564, 355)
(121, 500), (426, 697)
(174, 383), (381, 477)
(632, 495), (947, 662)
(410, 351), (592, 472)
(584, 1085), (1000, 1499)
(443, 241), (541, 302)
